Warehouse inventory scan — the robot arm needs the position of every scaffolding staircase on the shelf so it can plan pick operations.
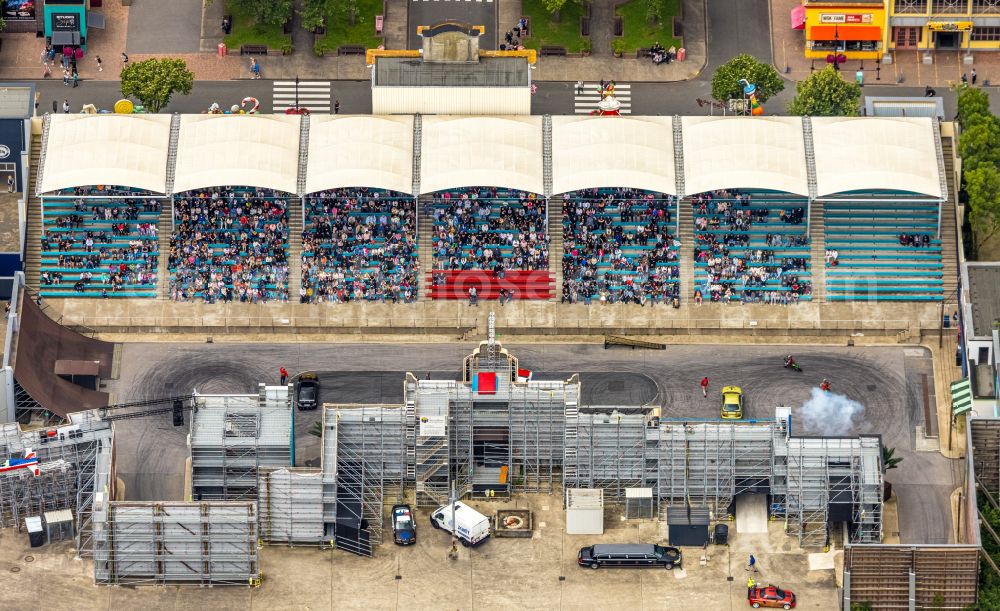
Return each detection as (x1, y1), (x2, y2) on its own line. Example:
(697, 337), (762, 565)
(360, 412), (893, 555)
(808, 200), (826, 303)
(677, 199), (694, 302)
(24, 129), (43, 288)
(415, 435), (448, 507)
(548, 195), (564, 302)
(562, 402), (579, 488)
(287, 196), (303, 301)
(417, 196), (434, 301)
(939, 131), (960, 301)
(155, 201), (172, 300)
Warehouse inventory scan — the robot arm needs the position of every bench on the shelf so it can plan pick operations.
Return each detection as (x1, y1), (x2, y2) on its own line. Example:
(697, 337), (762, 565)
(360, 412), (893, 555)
(338, 45), (367, 56)
(672, 17), (683, 37)
(580, 17), (590, 37)
(605, 335), (666, 350)
(240, 44), (268, 56)
(375, 15), (384, 35)
(614, 17), (623, 37)
(637, 48), (652, 59)
(540, 46), (567, 57)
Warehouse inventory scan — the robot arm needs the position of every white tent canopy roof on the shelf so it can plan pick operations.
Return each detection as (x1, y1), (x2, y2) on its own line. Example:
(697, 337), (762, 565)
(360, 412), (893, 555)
(812, 117), (943, 198)
(419, 115), (544, 195)
(306, 115), (413, 195)
(40, 114), (172, 194)
(173, 114), (301, 194)
(551, 116), (676, 196)
(682, 116), (809, 197)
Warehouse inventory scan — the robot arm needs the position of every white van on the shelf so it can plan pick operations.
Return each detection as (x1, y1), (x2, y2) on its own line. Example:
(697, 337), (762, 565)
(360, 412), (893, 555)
(430, 501), (491, 546)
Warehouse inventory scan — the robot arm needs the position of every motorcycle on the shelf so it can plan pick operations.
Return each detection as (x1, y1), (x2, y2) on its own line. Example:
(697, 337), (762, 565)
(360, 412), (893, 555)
(783, 358), (802, 373)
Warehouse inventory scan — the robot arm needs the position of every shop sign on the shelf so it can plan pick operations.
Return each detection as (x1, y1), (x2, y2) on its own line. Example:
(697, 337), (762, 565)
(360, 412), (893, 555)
(820, 13), (872, 24)
(928, 21), (973, 31)
(3, 0), (36, 22)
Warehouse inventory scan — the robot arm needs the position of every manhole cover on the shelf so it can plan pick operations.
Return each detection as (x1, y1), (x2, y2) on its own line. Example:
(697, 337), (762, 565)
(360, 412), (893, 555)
(867, 385), (877, 392)
(9, 566), (19, 573)
(23, 556), (33, 563)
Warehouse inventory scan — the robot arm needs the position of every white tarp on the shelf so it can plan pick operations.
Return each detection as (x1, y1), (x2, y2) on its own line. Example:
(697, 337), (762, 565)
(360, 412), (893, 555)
(682, 116), (809, 197)
(306, 115), (413, 195)
(173, 114), (301, 195)
(812, 116), (943, 199)
(419, 115), (544, 195)
(551, 116), (676, 196)
(40, 114), (172, 194)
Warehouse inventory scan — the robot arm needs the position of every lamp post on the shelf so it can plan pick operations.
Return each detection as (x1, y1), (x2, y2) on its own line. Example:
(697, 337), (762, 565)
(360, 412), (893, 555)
(833, 25), (841, 71)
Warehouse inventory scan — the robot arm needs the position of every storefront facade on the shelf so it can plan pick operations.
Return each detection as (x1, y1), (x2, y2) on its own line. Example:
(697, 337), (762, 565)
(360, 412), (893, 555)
(889, 0), (1000, 53)
(803, 1), (888, 60)
(43, 0), (88, 51)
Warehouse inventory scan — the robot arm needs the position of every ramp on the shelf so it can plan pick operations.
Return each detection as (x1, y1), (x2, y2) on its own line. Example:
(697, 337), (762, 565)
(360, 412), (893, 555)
(735, 493), (768, 534)
(604, 335), (666, 350)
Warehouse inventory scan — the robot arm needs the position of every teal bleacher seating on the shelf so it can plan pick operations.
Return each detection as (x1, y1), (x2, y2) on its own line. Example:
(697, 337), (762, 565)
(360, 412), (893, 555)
(824, 201), (943, 301)
(39, 197), (160, 298)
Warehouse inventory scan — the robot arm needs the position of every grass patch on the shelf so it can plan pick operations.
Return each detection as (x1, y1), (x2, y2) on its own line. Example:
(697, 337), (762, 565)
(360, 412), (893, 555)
(314, 0), (384, 57)
(615, 0), (680, 54)
(521, 0), (589, 54)
(223, 0), (292, 53)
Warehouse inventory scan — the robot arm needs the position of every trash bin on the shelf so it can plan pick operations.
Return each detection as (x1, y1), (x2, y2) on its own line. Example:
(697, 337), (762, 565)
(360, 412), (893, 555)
(856, 70), (864, 86)
(943, 315), (951, 329)
(26, 516), (44, 548)
(713, 523), (729, 545)
(217, 43), (227, 57)
(677, 47), (686, 62)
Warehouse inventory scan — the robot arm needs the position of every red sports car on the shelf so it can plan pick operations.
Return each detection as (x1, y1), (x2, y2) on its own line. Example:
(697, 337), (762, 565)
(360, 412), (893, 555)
(748, 585), (796, 609)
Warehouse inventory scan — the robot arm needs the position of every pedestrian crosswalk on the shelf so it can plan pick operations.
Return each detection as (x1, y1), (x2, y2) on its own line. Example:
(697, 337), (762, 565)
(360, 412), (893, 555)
(573, 83), (632, 115)
(273, 80), (332, 114)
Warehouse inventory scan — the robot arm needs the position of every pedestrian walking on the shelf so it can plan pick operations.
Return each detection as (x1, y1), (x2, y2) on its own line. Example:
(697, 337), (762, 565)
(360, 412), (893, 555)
(279, 367), (289, 385)
(748, 554), (757, 572)
(575, 80), (584, 95)
(72, 70), (79, 88)
(62, 99), (70, 113)
(972, 68), (978, 85)
(334, 100), (340, 114)
(924, 85), (936, 97)
(42, 56), (51, 78)
(95, 55), (103, 72)
(62, 69), (69, 86)
(6, 175), (15, 193)
(250, 58), (261, 79)
(962, 72), (968, 85)
(700, 376), (709, 398)
(747, 576), (755, 597)
(121, 52), (129, 68)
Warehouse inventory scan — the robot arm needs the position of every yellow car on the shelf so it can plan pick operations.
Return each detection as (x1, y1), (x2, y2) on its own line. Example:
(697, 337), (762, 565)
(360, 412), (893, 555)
(721, 386), (743, 419)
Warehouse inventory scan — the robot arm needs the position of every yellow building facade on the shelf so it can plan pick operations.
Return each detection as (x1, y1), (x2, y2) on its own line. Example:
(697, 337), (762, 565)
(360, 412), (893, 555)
(803, 1), (888, 60)
(888, 0), (1000, 53)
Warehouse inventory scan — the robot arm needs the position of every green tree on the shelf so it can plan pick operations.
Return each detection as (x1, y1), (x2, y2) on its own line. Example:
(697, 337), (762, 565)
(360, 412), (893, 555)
(300, 0), (328, 31)
(965, 163), (1000, 251)
(119, 58), (194, 114)
(711, 54), (784, 105)
(957, 85), (992, 129)
(231, 0), (293, 26)
(958, 115), (1000, 172)
(542, 0), (569, 21)
(881, 445), (902, 472)
(787, 65), (861, 117)
(645, 0), (666, 24)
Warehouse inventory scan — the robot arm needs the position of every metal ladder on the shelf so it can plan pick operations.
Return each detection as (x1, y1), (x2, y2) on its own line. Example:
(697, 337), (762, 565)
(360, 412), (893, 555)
(164, 114), (182, 195)
(672, 115), (685, 198)
(35, 113), (52, 197)
(542, 114), (553, 198)
(801, 116), (818, 201)
(297, 114), (311, 197)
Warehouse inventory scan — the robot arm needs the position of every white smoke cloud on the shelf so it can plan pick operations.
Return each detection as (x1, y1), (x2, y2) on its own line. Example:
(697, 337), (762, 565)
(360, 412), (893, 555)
(796, 387), (865, 436)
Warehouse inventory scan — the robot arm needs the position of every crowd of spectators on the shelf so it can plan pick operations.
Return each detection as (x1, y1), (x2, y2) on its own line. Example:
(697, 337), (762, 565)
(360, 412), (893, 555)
(300, 188), (418, 304)
(899, 233), (932, 247)
(39, 197), (160, 294)
(430, 189), (548, 272)
(562, 188), (680, 305)
(692, 191), (811, 304)
(168, 187), (289, 303)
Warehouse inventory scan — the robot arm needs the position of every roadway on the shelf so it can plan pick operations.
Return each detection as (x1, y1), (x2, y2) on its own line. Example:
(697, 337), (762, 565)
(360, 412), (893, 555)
(109, 341), (957, 545)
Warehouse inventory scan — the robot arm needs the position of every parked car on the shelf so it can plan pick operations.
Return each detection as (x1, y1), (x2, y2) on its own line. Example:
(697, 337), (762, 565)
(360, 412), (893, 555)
(721, 385), (744, 419)
(391, 504), (416, 545)
(430, 501), (490, 546)
(296, 373), (320, 410)
(748, 585), (796, 609)
(577, 544), (682, 570)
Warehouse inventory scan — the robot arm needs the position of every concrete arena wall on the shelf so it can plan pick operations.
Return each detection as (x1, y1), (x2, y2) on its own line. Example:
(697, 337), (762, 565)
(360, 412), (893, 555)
(48, 299), (941, 339)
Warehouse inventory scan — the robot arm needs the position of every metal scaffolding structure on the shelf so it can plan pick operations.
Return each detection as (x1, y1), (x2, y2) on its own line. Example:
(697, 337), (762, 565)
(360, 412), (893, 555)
(93, 502), (260, 586)
(258, 467), (324, 545)
(0, 459), (76, 529)
(322, 404), (406, 554)
(563, 408), (882, 549)
(189, 385), (293, 501)
(0, 409), (113, 557)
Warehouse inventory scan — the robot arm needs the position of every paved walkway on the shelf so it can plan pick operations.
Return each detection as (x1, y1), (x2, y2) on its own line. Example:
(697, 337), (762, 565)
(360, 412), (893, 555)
(126, 0), (204, 54)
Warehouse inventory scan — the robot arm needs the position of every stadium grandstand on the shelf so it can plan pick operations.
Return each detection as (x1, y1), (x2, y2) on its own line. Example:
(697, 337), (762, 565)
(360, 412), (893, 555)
(24, 113), (954, 312)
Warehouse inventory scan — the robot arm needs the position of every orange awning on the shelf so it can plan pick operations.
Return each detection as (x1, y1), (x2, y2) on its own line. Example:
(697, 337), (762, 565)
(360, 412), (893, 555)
(808, 25), (882, 41)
